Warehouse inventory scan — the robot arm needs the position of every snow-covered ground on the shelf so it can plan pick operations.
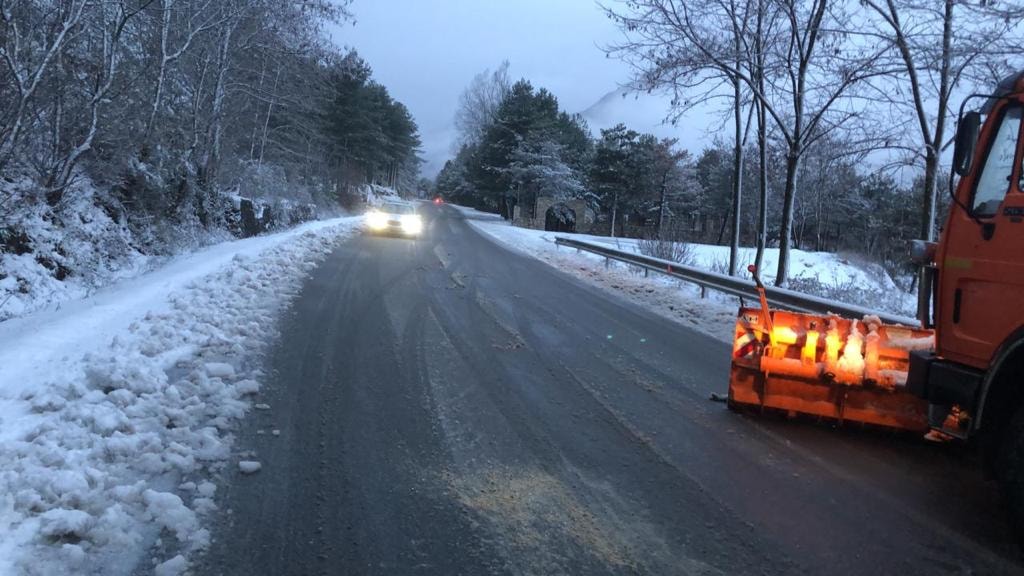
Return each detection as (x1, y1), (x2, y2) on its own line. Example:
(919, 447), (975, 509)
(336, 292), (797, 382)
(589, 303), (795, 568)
(362, 183), (402, 207)
(0, 217), (361, 575)
(559, 234), (896, 290)
(455, 204), (912, 341)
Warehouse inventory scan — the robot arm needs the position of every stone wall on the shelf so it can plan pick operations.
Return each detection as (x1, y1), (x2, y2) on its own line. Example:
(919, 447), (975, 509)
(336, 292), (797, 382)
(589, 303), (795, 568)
(514, 197), (593, 233)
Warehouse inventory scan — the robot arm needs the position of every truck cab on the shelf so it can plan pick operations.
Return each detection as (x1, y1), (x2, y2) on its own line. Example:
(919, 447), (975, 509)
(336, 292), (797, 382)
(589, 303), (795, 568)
(909, 70), (1024, 541)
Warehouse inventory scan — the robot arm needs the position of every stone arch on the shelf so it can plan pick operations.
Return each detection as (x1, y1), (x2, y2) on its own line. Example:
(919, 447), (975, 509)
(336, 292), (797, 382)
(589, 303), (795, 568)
(544, 203), (577, 232)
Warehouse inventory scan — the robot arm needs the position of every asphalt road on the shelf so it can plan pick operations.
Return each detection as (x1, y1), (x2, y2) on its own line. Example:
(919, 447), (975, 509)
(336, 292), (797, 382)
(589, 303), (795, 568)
(199, 204), (1024, 576)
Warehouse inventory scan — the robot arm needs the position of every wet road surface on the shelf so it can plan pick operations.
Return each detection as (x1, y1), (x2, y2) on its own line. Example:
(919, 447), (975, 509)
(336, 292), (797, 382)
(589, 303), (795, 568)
(199, 205), (1023, 575)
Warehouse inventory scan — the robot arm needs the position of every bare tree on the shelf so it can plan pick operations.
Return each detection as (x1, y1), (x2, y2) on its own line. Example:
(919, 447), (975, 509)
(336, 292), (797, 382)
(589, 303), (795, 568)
(145, 0), (226, 137)
(726, 0), (751, 277)
(49, 0), (156, 199)
(0, 0), (89, 171)
(200, 5), (240, 189)
(608, 0), (892, 285)
(750, 0), (779, 273)
(454, 61), (512, 148)
(607, 0), (754, 276)
(862, 0), (1022, 317)
(864, 0), (1023, 239)
(1, 0), (358, 229)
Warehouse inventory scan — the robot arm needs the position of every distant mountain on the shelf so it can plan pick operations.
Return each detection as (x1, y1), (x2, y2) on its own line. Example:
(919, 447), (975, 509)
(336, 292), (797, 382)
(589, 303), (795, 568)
(580, 88), (672, 134)
(579, 88), (713, 151)
(580, 88), (632, 118)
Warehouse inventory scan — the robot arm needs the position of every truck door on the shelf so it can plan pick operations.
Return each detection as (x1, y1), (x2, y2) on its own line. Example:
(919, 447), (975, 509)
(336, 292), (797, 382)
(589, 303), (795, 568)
(938, 101), (1024, 369)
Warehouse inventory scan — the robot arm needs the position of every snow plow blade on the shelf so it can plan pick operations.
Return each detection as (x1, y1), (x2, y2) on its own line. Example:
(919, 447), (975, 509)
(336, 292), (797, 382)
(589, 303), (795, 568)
(728, 307), (933, 433)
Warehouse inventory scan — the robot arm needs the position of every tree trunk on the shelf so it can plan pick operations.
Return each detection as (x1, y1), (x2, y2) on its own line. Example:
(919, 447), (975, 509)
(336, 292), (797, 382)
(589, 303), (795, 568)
(658, 192), (667, 237)
(188, 55), (210, 162)
(48, 96), (100, 202)
(916, 147), (941, 321)
(775, 150), (801, 286)
(257, 67), (282, 166)
(916, 0), (953, 323)
(203, 19), (236, 188)
(922, 0), (954, 244)
(716, 205), (731, 245)
(755, 98), (768, 272)
(146, 0), (173, 137)
(249, 58), (268, 160)
(753, 0), (768, 273)
(658, 172), (669, 237)
(610, 191), (619, 237)
(729, 74), (743, 276)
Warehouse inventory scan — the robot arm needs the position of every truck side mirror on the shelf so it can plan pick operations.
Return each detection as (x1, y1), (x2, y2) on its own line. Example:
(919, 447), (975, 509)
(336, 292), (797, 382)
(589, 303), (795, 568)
(953, 111), (981, 177)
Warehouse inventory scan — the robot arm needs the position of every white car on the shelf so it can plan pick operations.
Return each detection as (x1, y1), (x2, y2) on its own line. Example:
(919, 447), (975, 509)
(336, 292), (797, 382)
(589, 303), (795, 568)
(365, 201), (423, 237)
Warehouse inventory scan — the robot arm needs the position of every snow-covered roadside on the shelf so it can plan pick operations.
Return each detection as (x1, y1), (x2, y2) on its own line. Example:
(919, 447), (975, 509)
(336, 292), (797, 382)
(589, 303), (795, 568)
(451, 205), (899, 293)
(455, 206), (739, 342)
(0, 217), (361, 575)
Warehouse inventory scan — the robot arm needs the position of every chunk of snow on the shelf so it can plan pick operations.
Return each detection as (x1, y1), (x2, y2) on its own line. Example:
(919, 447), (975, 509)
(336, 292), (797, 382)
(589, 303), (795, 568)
(235, 379), (260, 395)
(196, 481), (216, 498)
(888, 335), (936, 351)
(38, 508), (94, 540)
(154, 554), (188, 576)
(880, 369), (910, 387)
(143, 490), (197, 543)
(204, 362), (236, 379)
(238, 461), (262, 474)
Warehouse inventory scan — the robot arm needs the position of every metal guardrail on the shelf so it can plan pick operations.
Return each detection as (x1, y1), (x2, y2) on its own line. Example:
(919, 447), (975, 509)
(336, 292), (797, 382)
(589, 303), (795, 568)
(554, 236), (921, 328)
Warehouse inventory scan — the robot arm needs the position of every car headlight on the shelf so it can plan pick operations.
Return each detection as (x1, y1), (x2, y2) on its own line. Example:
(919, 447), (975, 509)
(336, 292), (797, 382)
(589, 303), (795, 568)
(366, 211), (387, 229)
(401, 214), (422, 234)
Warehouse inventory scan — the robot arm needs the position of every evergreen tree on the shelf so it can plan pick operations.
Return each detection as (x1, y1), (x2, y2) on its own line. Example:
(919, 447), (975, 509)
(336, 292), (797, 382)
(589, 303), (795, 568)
(507, 139), (585, 212)
(323, 53), (421, 198)
(473, 80), (561, 217)
(590, 124), (641, 237)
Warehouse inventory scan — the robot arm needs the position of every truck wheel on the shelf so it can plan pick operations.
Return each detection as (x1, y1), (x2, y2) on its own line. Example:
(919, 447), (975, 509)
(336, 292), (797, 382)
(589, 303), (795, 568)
(997, 403), (1024, 549)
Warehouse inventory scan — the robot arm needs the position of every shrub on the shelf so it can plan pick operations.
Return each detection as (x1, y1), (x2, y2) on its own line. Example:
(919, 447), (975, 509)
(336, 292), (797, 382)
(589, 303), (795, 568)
(786, 276), (914, 317)
(637, 237), (695, 266)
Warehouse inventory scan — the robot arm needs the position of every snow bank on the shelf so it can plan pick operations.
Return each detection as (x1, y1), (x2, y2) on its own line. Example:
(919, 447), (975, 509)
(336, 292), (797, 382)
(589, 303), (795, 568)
(456, 203), (914, 325)
(0, 217), (360, 575)
(519, 228), (897, 293)
(0, 178), (155, 322)
(1, 173), (333, 324)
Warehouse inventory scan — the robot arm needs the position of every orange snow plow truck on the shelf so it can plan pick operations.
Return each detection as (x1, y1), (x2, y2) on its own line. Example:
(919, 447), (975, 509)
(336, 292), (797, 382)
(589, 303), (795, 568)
(728, 71), (1024, 537)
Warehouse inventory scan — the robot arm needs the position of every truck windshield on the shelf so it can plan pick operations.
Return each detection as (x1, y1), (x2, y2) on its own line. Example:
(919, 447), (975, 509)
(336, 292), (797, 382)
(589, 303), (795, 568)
(973, 105), (1022, 217)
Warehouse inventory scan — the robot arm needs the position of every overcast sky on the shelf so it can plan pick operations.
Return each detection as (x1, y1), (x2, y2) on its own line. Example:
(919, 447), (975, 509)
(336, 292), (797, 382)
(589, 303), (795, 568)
(332, 0), (706, 177)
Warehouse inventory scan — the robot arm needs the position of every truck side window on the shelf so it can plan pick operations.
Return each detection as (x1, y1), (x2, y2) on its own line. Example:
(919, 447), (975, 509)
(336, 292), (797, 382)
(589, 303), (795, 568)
(973, 106), (1022, 217)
